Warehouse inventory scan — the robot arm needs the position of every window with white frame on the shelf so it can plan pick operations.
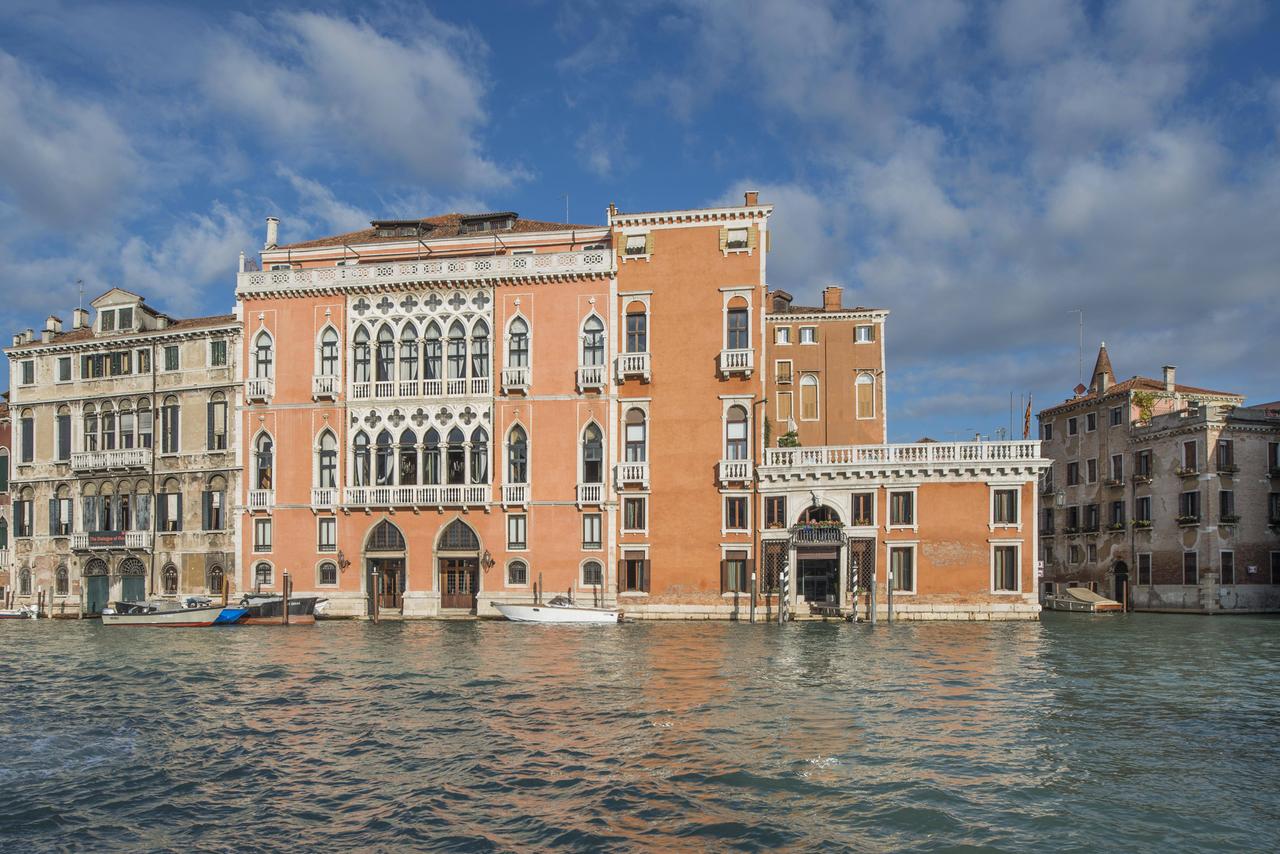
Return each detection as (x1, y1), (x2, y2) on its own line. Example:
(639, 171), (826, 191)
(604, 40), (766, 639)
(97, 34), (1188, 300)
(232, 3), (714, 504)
(318, 431), (338, 488)
(624, 233), (648, 256)
(725, 227), (749, 250)
(319, 327), (340, 376)
(582, 513), (602, 549)
(164, 344), (180, 372)
(993, 488), (1019, 525)
(889, 490), (915, 527)
(20, 361), (33, 385)
(775, 360), (793, 384)
(57, 357), (71, 382)
(255, 562), (273, 588)
(725, 495), (749, 531)
(623, 497), (646, 532)
(889, 545), (915, 593)
(855, 373), (875, 419)
(855, 324), (875, 343)
(254, 518), (272, 552)
(775, 326), (791, 345)
(507, 560), (528, 586)
(210, 339), (227, 367)
(582, 316), (605, 366)
(799, 375), (819, 421)
(508, 316), (530, 368)
(252, 332), (273, 378)
(726, 307), (749, 350)
(582, 560), (604, 588)
(725, 406), (748, 460)
(508, 514), (527, 550)
(318, 517), (336, 553)
(992, 544), (1020, 592)
(625, 409), (647, 462)
(799, 326), (816, 344)
(318, 561), (338, 586)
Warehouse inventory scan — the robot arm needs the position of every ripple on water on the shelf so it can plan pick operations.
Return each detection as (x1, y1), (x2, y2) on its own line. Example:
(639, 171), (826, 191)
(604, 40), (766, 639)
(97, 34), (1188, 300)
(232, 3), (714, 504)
(2, 615), (1279, 851)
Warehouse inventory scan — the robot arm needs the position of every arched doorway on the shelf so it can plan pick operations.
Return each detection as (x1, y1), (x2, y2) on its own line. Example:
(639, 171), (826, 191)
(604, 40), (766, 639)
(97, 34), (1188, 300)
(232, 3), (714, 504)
(365, 520), (406, 612)
(1113, 560), (1129, 606)
(795, 503), (843, 604)
(119, 557), (147, 603)
(438, 519), (480, 612)
(84, 558), (109, 614)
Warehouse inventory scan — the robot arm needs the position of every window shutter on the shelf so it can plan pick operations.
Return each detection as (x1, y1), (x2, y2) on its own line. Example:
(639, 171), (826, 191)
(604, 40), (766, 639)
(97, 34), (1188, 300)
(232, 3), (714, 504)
(201, 492), (211, 530)
(49, 499), (57, 536)
(644, 233), (654, 256)
(206, 403), (214, 450)
(157, 495), (167, 531)
(617, 559), (626, 591)
(747, 226), (758, 250)
(641, 559), (651, 592)
(174, 494), (183, 532)
(746, 559), (755, 593)
(718, 227), (728, 252)
(616, 238), (626, 261)
(720, 560), (728, 594)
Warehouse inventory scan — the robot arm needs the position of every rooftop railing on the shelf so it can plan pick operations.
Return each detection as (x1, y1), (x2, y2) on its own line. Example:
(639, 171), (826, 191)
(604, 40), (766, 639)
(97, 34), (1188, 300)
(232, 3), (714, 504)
(763, 440), (1043, 468)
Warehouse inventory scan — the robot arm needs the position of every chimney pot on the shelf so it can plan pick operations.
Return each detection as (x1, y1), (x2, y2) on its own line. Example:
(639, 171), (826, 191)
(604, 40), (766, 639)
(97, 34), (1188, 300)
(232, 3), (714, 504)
(1163, 365), (1176, 393)
(744, 190), (759, 207)
(822, 285), (843, 311)
(11, 334), (21, 346)
(265, 216), (280, 249)
(41, 330), (53, 343)
(46, 315), (62, 334)
(72, 307), (89, 329)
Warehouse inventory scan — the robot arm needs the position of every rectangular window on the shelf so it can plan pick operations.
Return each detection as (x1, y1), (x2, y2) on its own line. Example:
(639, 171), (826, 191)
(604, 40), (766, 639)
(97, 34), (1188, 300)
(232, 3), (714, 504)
(1110, 501), (1125, 526)
(1136, 496), (1151, 523)
(1272, 552), (1280, 585)
(623, 497), (646, 532)
(1085, 412), (1096, 432)
(202, 491), (224, 531)
(1068, 417), (1078, 436)
(164, 345), (179, 371)
(1085, 503), (1100, 531)
(57, 413), (71, 461)
(207, 399), (227, 450)
(137, 349), (151, 373)
(21, 361), (34, 385)
(1042, 422), (1053, 441)
(765, 495), (786, 529)
(1066, 506), (1080, 530)
(993, 489), (1018, 525)
(774, 326), (791, 345)
(1221, 551), (1235, 585)
(855, 324), (875, 343)
(621, 550), (649, 592)
(20, 416), (34, 463)
(1110, 406), (1123, 426)
(855, 375), (875, 419)
(799, 326), (816, 344)
(255, 563), (273, 587)
(1182, 440), (1197, 471)
(889, 546), (914, 592)
(1110, 454), (1123, 482)
(100, 309), (115, 331)
(800, 377), (818, 421)
(507, 514), (527, 550)
(1179, 490), (1200, 520)
(319, 561), (338, 585)
(57, 357), (71, 382)
(1069, 544), (1082, 563)
(721, 550), (749, 593)
(852, 492), (874, 526)
(625, 312), (647, 353)
(725, 496), (748, 531)
(1086, 458), (1097, 483)
(582, 513), (602, 550)
(254, 518), (272, 552)
(889, 491), (914, 526)
(318, 517), (336, 552)
(210, 339), (227, 367)
(726, 308), (749, 350)
(993, 545), (1019, 592)
(624, 233), (648, 255)
(1088, 543), (1098, 563)
(1270, 443), (1280, 472)
(1138, 553), (1152, 585)
(160, 492), (182, 532)
(1219, 489), (1235, 520)
(1135, 449), (1152, 477)
(776, 392), (793, 421)
(1216, 439), (1235, 471)
(726, 227), (749, 250)
(775, 360), (793, 384)
(507, 561), (528, 586)
(1066, 462), (1080, 485)
(1183, 551), (1198, 585)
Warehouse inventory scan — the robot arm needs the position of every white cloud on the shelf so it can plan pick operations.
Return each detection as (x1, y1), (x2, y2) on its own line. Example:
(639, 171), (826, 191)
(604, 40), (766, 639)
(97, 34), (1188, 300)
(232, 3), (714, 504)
(877, 0), (968, 66)
(276, 167), (372, 236)
(0, 52), (139, 227)
(990, 0), (1085, 65)
(202, 11), (510, 189)
(119, 203), (253, 314)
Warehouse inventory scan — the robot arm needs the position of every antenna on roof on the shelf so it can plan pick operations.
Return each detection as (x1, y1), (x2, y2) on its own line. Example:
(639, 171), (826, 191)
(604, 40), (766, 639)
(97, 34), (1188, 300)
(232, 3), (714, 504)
(77, 279), (84, 310)
(1067, 308), (1083, 387)
(562, 193), (569, 224)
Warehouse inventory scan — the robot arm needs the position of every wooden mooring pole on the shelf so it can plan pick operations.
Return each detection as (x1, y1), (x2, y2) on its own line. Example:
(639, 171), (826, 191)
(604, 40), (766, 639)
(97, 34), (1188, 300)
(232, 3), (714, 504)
(282, 571), (291, 626)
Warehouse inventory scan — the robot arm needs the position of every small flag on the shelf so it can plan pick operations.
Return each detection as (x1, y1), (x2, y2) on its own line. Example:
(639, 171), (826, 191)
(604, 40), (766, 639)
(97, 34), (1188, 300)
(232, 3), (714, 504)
(1023, 394), (1033, 439)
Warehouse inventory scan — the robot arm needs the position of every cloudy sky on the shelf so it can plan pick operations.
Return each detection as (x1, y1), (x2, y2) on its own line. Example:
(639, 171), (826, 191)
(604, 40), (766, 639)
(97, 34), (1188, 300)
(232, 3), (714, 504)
(1, 0), (1277, 441)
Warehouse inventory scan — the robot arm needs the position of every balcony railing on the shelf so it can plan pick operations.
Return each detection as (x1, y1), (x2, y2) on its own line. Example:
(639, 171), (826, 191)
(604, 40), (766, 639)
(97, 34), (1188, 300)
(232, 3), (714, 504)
(238, 249), (614, 294)
(790, 524), (846, 544)
(245, 377), (274, 402)
(248, 489), (275, 511)
(615, 352), (651, 383)
(351, 377), (491, 400)
(344, 485), (489, 507)
(718, 348), (754, 377)
(577, 364), (606, 392)
(312, 375), (339, 399)
(71, 448), (150, 471)
(614, 462), (650, 488)
(0, 548), (9, 569)
(71, 531), (153, 551)
(501, 483), (528, 508)
(718, 459), (753, 484)
(763, 440), (1044, 469)
(576, 483), (604, 506)
(502, 367), (530, 394)
(311, 488), (337, 510)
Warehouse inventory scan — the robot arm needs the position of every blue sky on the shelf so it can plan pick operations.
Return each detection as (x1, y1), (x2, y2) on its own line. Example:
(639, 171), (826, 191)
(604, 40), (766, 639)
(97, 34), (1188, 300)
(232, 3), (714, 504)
(2, 0), (1278, 441)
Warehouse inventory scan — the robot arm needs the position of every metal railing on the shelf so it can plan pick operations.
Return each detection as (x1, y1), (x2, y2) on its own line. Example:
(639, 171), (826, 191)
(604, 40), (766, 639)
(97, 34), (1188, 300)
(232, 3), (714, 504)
(344, 485), (488, 507)
(237, 250), (613, 294)
(789, 525), (846, 544)
(70, 447), (150, 471)
(614, 462), (649, 488)
(764, 440), (1043, 468)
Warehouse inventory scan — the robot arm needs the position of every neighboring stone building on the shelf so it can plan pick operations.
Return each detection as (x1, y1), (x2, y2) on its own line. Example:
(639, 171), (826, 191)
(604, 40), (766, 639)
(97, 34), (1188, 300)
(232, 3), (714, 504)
(0, 400), (10, 598)
(1038, 345), (1280, 612)
(4, 290), (241, 615)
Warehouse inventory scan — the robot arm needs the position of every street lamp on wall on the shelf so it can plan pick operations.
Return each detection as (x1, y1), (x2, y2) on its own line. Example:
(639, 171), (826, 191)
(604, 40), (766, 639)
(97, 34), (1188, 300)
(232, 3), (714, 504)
(1055, 489), (1066, 508)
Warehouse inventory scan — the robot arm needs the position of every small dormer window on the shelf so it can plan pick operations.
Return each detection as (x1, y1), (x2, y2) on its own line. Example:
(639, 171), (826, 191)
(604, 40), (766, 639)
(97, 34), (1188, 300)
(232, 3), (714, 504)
(117, 307), (133, 330)
(726, 228), (748, 250)
(100, 309), (115, 332)
(625, 234), (648, 256)
(398, 227), (416, 237)
(377, 228), (395, 238)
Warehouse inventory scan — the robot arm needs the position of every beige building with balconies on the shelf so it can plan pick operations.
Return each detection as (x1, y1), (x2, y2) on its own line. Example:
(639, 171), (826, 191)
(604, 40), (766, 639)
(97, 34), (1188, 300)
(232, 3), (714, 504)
(1038, 344), (1280, 612)
(4, 289), (241, 615)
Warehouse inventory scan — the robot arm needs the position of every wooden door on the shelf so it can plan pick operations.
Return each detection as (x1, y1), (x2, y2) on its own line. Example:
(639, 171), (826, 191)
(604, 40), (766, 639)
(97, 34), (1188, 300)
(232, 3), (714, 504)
(378, 560), (403, 609)
(440, 558), (477, 610)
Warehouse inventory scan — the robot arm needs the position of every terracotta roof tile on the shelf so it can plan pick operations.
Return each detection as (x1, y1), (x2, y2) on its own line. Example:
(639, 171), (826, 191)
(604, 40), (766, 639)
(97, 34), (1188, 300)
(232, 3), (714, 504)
(275, 213), (599, 250)
(1039, 375), (1242, 415)
(8, 313), (237, 350)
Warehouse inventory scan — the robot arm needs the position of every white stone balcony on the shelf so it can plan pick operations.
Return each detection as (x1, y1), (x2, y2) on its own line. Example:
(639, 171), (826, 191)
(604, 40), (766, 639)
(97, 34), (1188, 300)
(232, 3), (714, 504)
(71, 531), (153, 551)
(344, 485), (489, 508)
(718, 459), (753, 485)
(237, 249), (614, 295)
(718, 348), (754, 377)
(248, 489), (275, 511)
(245, 377), (274, 403)
(501, 483), (528, 508)
(71, 448), (149, 471)
(615, 352), (651, 383)
(501, 367), (530, 394)
(614, 462), (649, 489)
(760, 441), (1049, 481)
(577, 365), (606, 392)
(312, 375), (339, 399)
(350, 377), (491, 401)
(576, 483), (604, 506)
(311, 487), (338, 510)
(0, 548), (9, 569)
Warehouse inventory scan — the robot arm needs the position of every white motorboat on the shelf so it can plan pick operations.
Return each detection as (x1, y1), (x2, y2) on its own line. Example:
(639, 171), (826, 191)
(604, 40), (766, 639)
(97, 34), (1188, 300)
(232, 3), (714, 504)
(494, 596), (620, 624)
(100, 601), (237, 627)
(0, 604), (39, 620)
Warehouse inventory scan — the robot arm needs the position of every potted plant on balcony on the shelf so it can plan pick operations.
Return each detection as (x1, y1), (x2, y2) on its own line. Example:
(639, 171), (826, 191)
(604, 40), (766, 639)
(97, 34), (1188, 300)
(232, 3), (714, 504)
(1175, 466), (1198, 477)
(1220, 514), (1241, 525)
(1132, 473), (1153, 485)
(1107, 522), (1126, 532)
(1132, 519), (1152, 529)
(1176, 514), (1200, 526)
(777, 430), (801, 448)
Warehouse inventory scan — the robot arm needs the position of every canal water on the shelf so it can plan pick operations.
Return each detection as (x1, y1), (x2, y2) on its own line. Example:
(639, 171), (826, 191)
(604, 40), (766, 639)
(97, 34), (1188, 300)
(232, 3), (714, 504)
(2, 614), (1278, 852)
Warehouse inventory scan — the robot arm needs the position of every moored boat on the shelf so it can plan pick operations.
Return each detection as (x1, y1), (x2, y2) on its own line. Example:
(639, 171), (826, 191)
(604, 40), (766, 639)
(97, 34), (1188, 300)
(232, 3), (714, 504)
(494, 596), (621, 624)
(1044, 587), (1124, 614)
(238, 594), (326, 625)
(0, 604), (39, 620)
(101, 602), (233, 627)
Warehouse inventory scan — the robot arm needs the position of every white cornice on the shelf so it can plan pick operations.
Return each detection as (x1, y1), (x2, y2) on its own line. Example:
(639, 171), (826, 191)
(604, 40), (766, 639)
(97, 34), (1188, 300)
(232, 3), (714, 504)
(609, 205), (773, 228)
(262, 226), (611, 262)
(5, 323), (241, 359)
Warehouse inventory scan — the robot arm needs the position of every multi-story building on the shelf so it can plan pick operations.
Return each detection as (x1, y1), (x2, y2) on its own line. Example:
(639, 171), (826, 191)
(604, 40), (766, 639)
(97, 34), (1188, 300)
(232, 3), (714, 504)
(1038, 345), (1280, 612)
(4, 290), (241, 615)
(0, 400), (10, 599)
(236, 195), (1049, 620)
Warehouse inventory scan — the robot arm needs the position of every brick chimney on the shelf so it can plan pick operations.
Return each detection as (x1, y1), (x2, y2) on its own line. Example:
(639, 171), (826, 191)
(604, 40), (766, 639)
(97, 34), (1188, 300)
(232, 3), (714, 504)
(822, 285), (843, 311)
(1163, 365), (1176, 392)
(744, 190), (759, 206)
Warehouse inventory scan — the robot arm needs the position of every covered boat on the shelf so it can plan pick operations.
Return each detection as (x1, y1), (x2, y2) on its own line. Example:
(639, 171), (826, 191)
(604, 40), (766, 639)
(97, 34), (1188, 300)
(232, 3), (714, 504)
(238, 594), (326, 625)
(101, 601), (245, 627)
(1044, 587), (1124, 614)
(0, 604), (39, 620)
(494, 596), (621, 624)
